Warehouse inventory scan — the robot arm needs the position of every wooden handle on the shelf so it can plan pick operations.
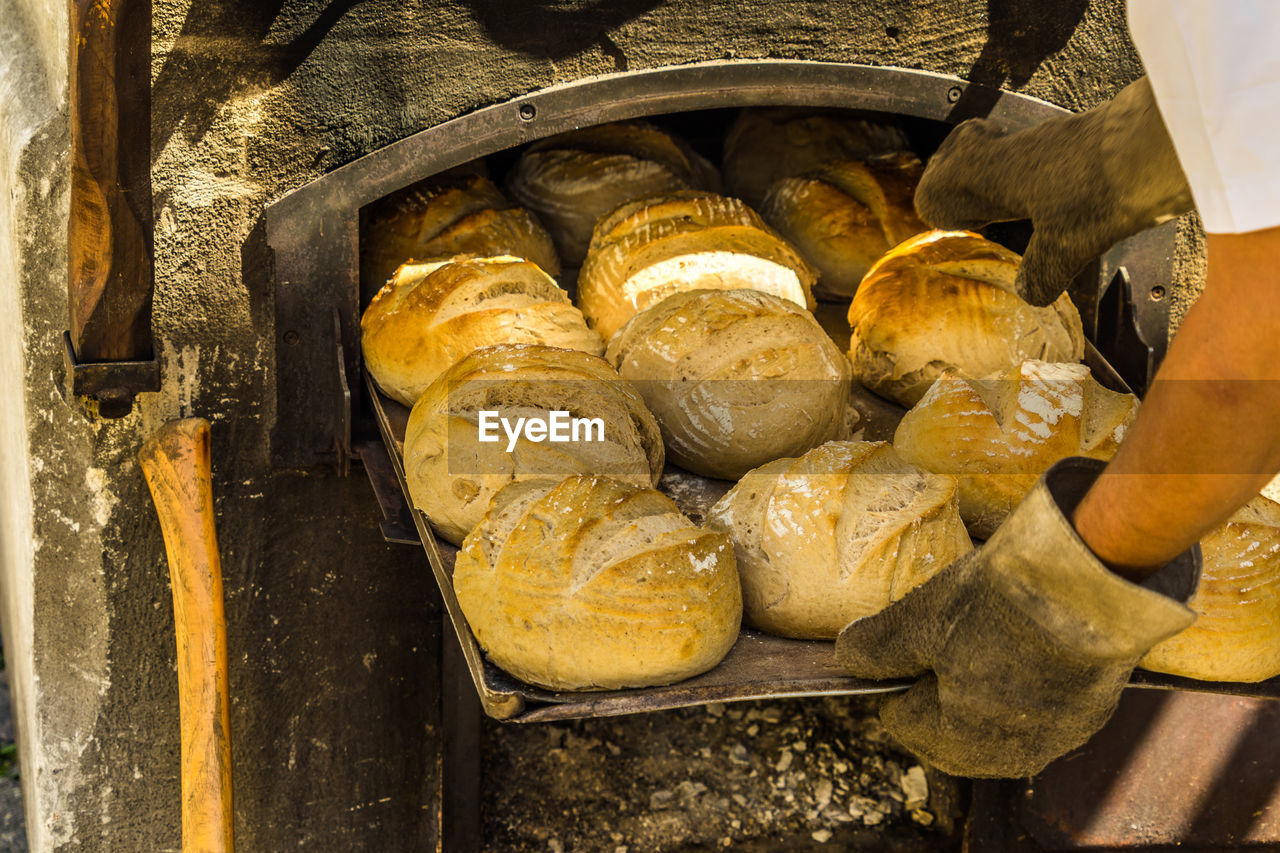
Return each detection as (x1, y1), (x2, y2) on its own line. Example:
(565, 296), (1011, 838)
(69, 0), (154, 362)
(139, 419), (234, 853)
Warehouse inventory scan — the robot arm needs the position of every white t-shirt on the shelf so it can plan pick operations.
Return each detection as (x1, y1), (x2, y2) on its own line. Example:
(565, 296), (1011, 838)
(1128, 1), (1280, 234)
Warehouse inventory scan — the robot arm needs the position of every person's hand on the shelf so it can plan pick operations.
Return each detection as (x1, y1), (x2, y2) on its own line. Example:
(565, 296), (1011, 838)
(834, 457), (1200, 778)
(915, 77), (1194, 307)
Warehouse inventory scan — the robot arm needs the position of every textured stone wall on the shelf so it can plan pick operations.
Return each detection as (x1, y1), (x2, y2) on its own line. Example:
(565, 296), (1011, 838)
(0, 1), (1183, 849)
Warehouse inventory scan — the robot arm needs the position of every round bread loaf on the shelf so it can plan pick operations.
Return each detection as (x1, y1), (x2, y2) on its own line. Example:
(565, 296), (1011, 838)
(847, 230), (1085, 407)
(893, 360), (1138, 539)
(404, 344), (664, 545)
(606, 289), (853, 480)
(723, 108), (910, 207)
(1141, 494), (1280, 682)
(453, 475), (742, 690)
(506, 121), (719, 265)
(706, 441), (971, 640)
(759, 154), (929, 300)
(361, 255), (604, 406)
(578, 190), (817, 341)
(361, 171), (560, 290)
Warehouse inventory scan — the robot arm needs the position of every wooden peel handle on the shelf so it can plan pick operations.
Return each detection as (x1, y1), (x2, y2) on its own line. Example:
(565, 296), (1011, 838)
(139, 419), (234, 853)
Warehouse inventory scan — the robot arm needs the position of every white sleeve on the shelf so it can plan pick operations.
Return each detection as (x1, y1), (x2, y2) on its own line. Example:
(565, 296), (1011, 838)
(1128, 1), (1280, 234)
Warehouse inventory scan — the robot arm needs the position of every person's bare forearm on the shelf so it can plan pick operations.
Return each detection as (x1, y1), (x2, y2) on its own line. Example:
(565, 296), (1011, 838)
(1073, 228), (1280, 580)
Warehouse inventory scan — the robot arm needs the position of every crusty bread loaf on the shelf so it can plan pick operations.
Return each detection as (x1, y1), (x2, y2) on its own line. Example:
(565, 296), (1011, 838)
(706, 441), (971, 640)
(894, 360), (1138, 539)
(759, 154), (929, 300)
(606, 289), (853, 480)
(578, 190), (817, 341)
(1141, 494), (1280, 682)
(723, 108), (910, 207)
(361, 171), (560, 290)
(506, 121), (719, 265)
(847, 230), (1085, 406)
(453, 475), (742, 690)
(361, 256), (603, 406)
(404, 344), (664, 545)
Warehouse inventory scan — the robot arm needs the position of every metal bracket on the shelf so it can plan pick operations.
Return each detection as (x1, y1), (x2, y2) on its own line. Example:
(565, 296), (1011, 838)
(63, 331), (161, 418)
(331, 308), (353, 476)
(354, 438), (419, 545)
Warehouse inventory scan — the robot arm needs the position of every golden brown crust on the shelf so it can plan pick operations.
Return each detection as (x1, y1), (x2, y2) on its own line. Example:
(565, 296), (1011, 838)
(846, 230), (1085, 406)
(453, 475), (742, 690)
(893, 360), (1138, 538)
(361, 171), (560, 289)
(403, 344), (664, 545)
(706, 441), (971, 639)
(360, 256), (602, 406)
(760, 155), (929, 300)
(722, 108), (910, 207)
(606, 289), (853, 479)
(578, 191), (817, 341)
(1141, 495), (1280, 682)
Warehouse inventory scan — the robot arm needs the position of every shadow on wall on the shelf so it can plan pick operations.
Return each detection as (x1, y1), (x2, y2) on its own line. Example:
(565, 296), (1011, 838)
(947, 0), (1090, 121)
(462, 0), (664, 63)
(151, 0), (369, 155)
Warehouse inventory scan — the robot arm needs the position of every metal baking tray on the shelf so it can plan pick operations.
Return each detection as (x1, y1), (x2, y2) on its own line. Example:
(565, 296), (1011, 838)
(363, 313), (1280, 721)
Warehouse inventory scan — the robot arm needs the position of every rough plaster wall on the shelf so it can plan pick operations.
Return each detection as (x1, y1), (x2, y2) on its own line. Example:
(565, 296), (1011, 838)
(0, 0), (1188, 849)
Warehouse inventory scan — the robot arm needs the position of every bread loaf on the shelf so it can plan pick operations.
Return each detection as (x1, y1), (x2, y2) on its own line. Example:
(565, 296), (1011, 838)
(723, 108), (910, 207)
(706, 441), (971, 639)
(361, 171), (560, 290)
(894, 360), (1138, 538)
(506, 121), (719, 265)
(606, 289), (853, 480)
(453, 475), (742, 690)
(1141, 494), (1280, 682)
(404, 344), (664, 544)
(579, 190), (817, 341)
(847, 230), (1085, 406)
(361, 255), (603, 406)
(759, 154), (929, 300)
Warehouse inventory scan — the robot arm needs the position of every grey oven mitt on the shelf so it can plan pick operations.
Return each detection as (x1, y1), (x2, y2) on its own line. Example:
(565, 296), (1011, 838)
(914, 76), (1194, 307)
(834, 457), (1200, 779)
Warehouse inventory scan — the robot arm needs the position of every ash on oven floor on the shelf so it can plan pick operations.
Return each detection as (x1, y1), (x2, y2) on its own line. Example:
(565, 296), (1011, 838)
(483, 694), (960, 851)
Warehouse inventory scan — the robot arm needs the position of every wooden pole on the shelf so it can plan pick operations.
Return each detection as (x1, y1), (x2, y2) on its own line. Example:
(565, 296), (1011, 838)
(140, 419), (235, 853)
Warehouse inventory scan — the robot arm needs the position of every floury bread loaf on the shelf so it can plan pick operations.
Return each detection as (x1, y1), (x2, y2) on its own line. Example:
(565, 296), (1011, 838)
(403, 344), (664, 545)
(360, 170), (561, 289)
(506, 121), (720, 264)
(360, 256), (603, 406)
(894, 360), (1137, 539)
(578, 191), (817, 341)
(606, 289), (852, 480)
(706, 441), (972, 640)
(1141, 494), (1280, 683)
(453, 475), (742, 690)
(722, 108), (911, 207)
(759, 154), (929, 300)
(847, 231), (1085, 407)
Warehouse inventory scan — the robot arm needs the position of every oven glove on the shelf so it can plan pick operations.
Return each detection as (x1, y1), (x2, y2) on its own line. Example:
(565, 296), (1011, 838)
(913, 76), (1194, 308)
(834, 456), (1200, 779)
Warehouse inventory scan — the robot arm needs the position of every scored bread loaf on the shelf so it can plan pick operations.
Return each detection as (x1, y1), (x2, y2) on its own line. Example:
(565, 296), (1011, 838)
(361, 170), (560, 290)
(453, 475), (742, 691)
(403, 344), (664, 545)
(361, 255), (603, 406)
(847, 230), (1085, 407)
(706, 441), (972, 640)
(894, 360), (1138, 539)
(759, 154), (929, 300)
(606, 289), (853, 480)
(506, 121), (719, 265)
(578, 190), (817, 341)
(1141, 494), (1280, 682)
(723, 107), (911, 208)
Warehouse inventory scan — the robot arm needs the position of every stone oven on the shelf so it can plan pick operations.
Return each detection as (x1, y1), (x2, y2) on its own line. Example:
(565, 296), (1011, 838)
(4, 1), (1273, 851)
